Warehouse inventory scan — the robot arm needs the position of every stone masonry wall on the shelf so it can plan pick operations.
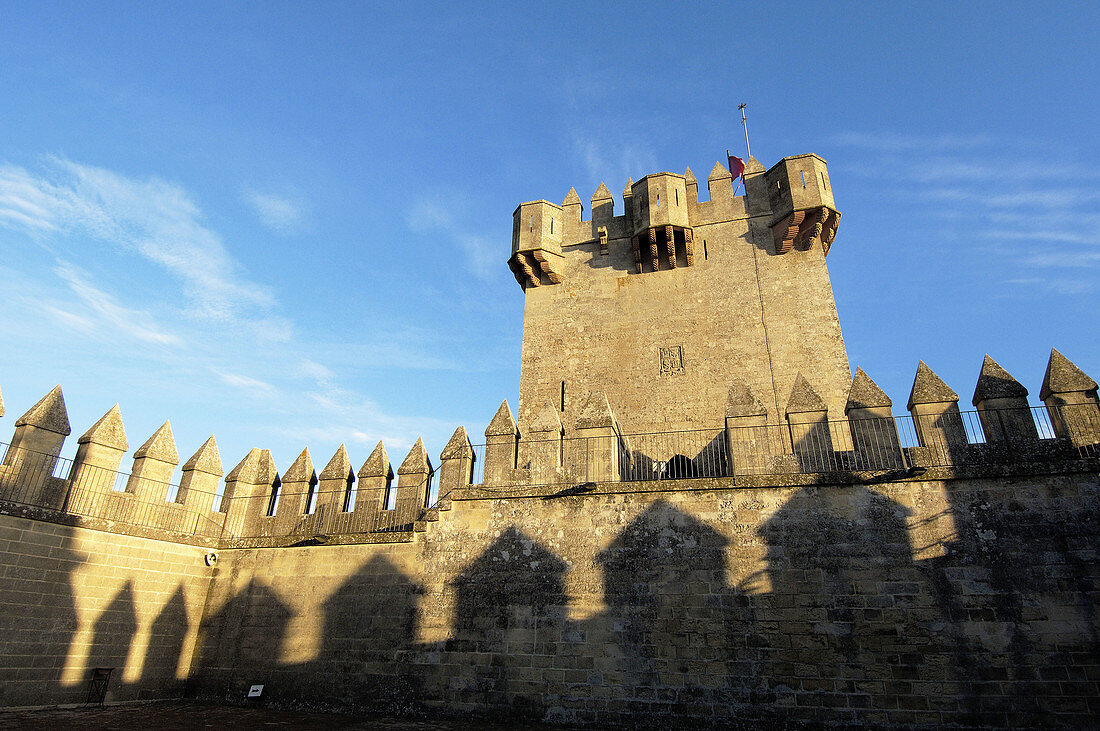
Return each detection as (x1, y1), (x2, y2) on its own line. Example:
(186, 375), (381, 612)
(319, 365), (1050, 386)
(0, 514), (215, 707)
(189, 470), (1100, 727)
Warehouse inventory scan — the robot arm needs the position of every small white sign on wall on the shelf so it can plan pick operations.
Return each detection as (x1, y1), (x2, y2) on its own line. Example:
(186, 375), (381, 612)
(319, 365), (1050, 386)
(247, 684), (264, 698)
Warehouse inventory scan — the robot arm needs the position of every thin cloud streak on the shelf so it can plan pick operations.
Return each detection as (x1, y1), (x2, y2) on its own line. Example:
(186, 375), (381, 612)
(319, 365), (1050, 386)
(243, 188), (307, 234)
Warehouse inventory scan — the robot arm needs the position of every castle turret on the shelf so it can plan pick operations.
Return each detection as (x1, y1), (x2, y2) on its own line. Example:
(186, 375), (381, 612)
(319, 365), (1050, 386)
(764, 154), (840, 255)
(629, 173), (694, 273)
(509, 200), (564, 288)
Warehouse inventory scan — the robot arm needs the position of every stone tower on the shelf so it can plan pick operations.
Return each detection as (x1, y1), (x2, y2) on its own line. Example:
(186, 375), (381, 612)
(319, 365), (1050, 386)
(509, 153), (850, 434)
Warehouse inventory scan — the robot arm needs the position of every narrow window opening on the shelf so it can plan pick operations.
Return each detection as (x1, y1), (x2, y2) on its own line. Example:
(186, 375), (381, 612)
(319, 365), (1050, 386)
(383, 474), (396, 510)
(675, 188), (679, 206)
(800, 170), (806, 188)
(529, 215), (533, 231)
(513, 433), (520, 469)
(341, 476), (354, 512)
(656, 191), (660, 208)
(821, 171), (828, 190)
(560, 381), (566, 412)
(550, 218), (554, 234)
(266, 480), (280, 516)
(305, 479), (318, 515)
(703, 240), (708, 260)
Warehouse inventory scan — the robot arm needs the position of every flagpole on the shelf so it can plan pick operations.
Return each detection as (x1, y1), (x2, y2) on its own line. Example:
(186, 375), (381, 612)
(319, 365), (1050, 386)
(739, 103), (751, 159)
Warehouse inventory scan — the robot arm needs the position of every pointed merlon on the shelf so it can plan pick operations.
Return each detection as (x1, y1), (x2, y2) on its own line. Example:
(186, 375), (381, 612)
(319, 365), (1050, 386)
(529, 403), (564, 434)
(78, 404), (128, 450)
(15, 385), (70, 435)
(591, 182), (613, 202)
(397, 437), (432, 475)
(133, 420), (179, 464)
(745, 155), (765, 173)
(226, 447), (278, 485)
(562, 187), (581, 207)
(708, 160), (732, 182)
(846, 368), (893, 412)
(623, 178), (634, 197)
(684, 166), (696, 184)
(726, 380), (767, 418)
(786, 374), (827, 415)
(485, 399), (519, 437)
(358, 441), (392, 479)
(972, 354), (1029, 406)
(282, 447), (315, 483)
(1040, 348), (1098, 400)
(0, 383), (5, 418)
(319, 444), (354, 481)
(907, 361), (959, 410)
(576, 392), (617, 430)
(440, 426), (474, 460)
(182, 436), (223, 476)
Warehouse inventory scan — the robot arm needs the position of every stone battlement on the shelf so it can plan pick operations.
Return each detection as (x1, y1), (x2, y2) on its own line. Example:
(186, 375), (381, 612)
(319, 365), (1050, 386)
(0, 349), (1096, 549)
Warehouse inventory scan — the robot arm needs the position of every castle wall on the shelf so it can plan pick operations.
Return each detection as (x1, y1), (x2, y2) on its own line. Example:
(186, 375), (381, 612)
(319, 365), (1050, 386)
(0, 514), (214, 707)
(188, 469), (1100, 727)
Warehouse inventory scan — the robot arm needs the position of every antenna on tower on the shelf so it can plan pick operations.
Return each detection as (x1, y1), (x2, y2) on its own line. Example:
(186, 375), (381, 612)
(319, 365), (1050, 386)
(739, 103), (751, 159)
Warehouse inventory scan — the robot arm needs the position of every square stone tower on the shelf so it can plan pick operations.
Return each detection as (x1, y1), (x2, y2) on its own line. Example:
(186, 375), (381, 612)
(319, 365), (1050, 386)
(509, 154), (850, 435)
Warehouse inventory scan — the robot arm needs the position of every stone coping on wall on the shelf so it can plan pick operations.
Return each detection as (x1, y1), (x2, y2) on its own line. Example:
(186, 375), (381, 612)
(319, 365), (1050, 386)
(453, 456), (1100, 502)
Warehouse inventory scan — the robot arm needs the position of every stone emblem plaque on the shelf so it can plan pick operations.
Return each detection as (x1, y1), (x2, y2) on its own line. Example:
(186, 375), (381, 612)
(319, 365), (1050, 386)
(659, 345), (685, 375)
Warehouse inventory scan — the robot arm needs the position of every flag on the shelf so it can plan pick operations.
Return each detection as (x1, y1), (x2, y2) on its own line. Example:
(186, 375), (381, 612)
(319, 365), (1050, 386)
(728, 154), (745, 180)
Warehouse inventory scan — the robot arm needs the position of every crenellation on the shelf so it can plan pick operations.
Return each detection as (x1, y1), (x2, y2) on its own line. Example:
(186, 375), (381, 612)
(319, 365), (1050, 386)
(438, 426), (475, 498)
(785, 374), (833, 471)
(484, 399), (521, 486)
(1, 386), (71, 508)
(316, 444), (354, 519)
(273, 448), (316, 535)
(396, 437), (432, 514)
(357, 441), (395, 512)
(176, 436), (222, 513)
(222, 448), (278, 537)
(907, 361), (968, 465)
(68, 404), (128, 499)
(126, 420), (179, 502)
(846, 368), (904, 469)
(972, 355), (1039, 444)
(1041, 348), (1100, 449)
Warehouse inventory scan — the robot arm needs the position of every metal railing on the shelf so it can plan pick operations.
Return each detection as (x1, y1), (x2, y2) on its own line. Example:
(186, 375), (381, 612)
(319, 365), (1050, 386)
(470, 403), (1098, 490)
(0, 442), (224, 538)
(0, 403), (1095, 542)
(221, 482), (426, 541)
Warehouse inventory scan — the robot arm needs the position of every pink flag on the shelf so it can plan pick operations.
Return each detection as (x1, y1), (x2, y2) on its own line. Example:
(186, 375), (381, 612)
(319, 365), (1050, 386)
(728, 154), (745, 180)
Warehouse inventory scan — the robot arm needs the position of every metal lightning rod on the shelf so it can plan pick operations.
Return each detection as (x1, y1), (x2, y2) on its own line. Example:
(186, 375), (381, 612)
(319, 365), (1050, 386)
(739, 103), (751, 159)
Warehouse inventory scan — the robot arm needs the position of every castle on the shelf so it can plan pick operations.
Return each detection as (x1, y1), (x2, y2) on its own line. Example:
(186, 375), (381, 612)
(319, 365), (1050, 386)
(0, 150), (1098, 727)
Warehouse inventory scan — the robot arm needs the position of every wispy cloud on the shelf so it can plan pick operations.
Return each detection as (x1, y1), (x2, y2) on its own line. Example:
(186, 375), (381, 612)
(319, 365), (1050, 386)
(571, 132), (658, 192)
(829, 131), (995, 154)
(833, 130), (1099, 295)
(407, 196), (496, 279)
(0, 156), (275, 323)
(218, 372), (277, 395)
(52, 262), (182, 346)
(0, 155), (463, 465)
(242, 188), (307, 234)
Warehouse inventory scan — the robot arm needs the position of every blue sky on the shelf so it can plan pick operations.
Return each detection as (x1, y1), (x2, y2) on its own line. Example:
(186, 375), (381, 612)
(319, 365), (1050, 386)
(0, 2), (1096, 480)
